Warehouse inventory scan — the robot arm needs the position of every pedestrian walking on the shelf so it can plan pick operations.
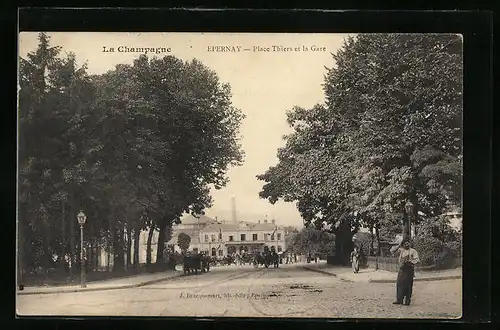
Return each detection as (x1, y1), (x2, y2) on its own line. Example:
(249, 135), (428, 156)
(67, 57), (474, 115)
(350, 246), (360, 273)
(391, 238), (420, 306)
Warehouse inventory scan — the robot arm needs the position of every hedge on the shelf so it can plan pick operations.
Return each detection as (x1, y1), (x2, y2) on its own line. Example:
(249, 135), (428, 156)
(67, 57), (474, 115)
(413, 236), (458, 269)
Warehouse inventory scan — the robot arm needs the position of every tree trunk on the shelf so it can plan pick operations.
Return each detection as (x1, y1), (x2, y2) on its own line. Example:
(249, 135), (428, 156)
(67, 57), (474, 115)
(17, 212), (24, 287)
(146, 225), (155, 265)
(369, 224), (374, 256)
(124, 207), (130, 271)
(61, 200), (66, 273)
(155, 221), (167, 265)
(127, 226), (133, 270)
(41, 214), (52, 271)
(109, 214), (114, 272)
(113, 227), (125, 272)
(133, 227), (140, 268)
(107, 248), (111, 272)
(334, 217), (354, 266)
(69, 197), (75, 278)
(123, 226), (128, 270)
(91, 241), (97, 272)
(334, 233), (352, 265)
(375, 225), (381, 256)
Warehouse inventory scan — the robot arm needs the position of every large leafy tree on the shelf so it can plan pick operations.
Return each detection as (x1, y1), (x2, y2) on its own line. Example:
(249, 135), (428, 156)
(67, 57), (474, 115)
(258, 34), (462, 265)
(19, 34), (245, 278)
(19, 33), (98, 274)
(92, 55), (245, 266)
(289, 227), (336, 257)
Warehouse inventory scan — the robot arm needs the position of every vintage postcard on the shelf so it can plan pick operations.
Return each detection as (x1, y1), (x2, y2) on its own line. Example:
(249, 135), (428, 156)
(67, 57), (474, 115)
(17, 32), (463, 318)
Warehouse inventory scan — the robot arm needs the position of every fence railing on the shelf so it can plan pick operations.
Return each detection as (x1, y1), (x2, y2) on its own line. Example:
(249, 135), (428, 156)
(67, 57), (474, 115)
(365, 256), (462, 272)
(366, 256), (400, 273)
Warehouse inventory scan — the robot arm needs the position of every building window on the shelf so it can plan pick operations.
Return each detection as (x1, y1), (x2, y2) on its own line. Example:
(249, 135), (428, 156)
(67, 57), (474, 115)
(264, 234), (268, 241)
(241, 234), (246, 241)
(204, 235), (209, 242)
(218, 250), (223, 256)
(277, 246), (282, 252)
(228, 246), (236, 255)
(253, 234), (258, 241)
(211, 235), (216, 242)
(211, 248), (216, 257)
(271, 234), (275, 241)
(277, 233), (282, 241)
(229, 236), (234, 241)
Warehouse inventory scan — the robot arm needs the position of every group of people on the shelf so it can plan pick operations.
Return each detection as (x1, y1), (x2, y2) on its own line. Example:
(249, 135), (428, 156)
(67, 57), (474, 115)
(350, 238), (420, 306)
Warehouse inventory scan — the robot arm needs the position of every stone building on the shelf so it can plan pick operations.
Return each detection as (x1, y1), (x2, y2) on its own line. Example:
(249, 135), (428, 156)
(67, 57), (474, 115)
(198, 218), (286, 257)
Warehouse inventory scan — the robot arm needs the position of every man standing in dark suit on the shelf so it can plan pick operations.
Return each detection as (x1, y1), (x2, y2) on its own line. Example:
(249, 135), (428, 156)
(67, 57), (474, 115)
(391, 238), (420, 305)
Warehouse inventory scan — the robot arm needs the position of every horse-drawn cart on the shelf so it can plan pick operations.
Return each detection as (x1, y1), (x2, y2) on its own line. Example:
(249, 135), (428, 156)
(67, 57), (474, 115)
(252, 246), (280, 269)
(183, 253), (210, 275)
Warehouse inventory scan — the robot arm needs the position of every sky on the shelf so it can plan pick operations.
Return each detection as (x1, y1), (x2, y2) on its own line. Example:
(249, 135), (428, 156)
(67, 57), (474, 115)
(19, 32), (351, 229)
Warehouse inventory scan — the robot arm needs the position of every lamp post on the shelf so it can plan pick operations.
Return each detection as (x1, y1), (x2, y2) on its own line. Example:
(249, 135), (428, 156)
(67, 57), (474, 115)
(404, 201), (414, 241)
(77, 210), (87, 288)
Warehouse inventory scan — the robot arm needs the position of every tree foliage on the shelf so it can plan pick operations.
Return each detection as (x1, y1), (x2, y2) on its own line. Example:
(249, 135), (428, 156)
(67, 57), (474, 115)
(288, 227), (336, 257)
(258, 34), (462, 264)
(177, 233), (191, 253)
(18, 33), (244, 276)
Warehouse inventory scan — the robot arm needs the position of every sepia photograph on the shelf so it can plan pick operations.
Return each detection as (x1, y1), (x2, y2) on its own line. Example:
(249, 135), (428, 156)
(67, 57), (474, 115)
(16, 32), (463, 319)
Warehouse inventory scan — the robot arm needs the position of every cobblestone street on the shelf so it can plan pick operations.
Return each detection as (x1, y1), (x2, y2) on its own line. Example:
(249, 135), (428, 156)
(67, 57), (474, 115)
(17, 264), (461, 319)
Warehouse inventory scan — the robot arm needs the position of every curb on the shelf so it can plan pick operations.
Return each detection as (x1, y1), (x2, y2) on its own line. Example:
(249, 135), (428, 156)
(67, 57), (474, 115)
(17, 272), (184, 296)
(301, 266), (461, 284)
(369, 275), (462, 283)
(300, 266), (354, 283)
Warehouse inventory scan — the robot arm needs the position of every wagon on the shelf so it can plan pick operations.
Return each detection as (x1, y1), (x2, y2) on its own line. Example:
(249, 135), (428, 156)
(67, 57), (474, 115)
(183, 253), (210, 275)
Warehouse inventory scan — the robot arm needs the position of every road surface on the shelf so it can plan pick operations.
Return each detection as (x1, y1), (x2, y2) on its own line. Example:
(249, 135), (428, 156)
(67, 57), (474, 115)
(17, 263), (461, 318)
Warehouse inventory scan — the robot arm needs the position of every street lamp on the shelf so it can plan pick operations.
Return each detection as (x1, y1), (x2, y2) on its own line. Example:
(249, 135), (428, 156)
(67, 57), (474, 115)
(77, 210), (87, 288)
(405, 201), (414, 240)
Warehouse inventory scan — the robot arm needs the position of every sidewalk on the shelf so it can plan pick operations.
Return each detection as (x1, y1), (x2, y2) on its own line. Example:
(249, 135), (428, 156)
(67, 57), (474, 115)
(17, 270), (183, 296)
(301, 261), (462, 283)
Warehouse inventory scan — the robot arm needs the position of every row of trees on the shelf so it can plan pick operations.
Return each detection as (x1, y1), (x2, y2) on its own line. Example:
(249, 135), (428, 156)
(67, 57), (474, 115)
(258, 34), (462, 264)
(18, 33), (244, 278)
(287, 227), (336, 258)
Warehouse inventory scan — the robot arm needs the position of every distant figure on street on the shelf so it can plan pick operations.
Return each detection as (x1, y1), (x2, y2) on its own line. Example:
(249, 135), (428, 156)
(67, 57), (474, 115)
(350, 247), (360, 273)
(391, 238), (420, 306)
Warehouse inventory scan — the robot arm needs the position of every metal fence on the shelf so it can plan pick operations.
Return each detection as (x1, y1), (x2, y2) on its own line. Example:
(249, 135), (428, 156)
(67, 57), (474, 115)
(366, 256), (462, 272)
(366, 256), (400, 273)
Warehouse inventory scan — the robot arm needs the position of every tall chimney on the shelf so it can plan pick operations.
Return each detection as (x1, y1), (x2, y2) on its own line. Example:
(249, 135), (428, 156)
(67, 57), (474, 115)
(272, 219), (275, 225)
(231, 196), (237, 224)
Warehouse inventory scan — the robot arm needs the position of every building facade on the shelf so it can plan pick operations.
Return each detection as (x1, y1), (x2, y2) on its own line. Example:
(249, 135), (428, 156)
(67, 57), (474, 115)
(198, 219), (286, 257)
(96, 215), (288, 267)
(166, 214), (218, 254)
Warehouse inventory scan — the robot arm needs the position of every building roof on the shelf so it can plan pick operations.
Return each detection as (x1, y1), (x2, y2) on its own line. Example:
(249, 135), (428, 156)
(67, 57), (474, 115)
(200, 221), (279, 233)
(180, 214), (218, 225)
